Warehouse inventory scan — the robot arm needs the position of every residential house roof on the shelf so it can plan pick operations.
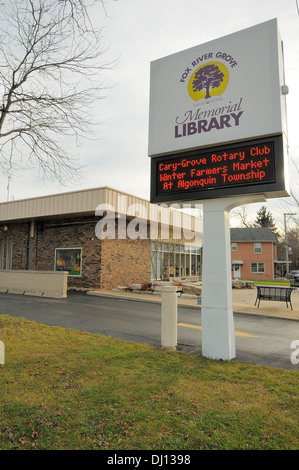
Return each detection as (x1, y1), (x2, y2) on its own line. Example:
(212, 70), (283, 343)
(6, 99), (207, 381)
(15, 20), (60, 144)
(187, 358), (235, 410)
(230, 227), (279, 244)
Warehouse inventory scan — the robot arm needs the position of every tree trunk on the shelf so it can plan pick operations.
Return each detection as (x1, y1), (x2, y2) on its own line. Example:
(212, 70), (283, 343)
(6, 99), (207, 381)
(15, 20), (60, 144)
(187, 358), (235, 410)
(205, 86), (211, 99)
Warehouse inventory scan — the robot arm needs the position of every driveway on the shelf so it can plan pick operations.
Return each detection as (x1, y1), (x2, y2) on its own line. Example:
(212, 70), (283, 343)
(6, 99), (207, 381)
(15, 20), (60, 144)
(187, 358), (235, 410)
(0, 291), (298, 372)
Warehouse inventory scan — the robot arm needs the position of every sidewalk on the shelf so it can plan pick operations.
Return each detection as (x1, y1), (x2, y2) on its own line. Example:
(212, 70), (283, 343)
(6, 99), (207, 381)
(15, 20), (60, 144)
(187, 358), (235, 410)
(87, 287), (299, 321)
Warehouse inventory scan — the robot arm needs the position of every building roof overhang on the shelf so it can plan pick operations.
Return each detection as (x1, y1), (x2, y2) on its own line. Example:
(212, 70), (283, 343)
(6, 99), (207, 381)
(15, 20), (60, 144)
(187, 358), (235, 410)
(0, 186), (202, 241)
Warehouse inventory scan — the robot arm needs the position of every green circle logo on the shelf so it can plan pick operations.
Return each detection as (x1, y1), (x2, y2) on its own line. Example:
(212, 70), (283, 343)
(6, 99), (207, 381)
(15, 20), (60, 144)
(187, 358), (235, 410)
(188, 61), (229, 101)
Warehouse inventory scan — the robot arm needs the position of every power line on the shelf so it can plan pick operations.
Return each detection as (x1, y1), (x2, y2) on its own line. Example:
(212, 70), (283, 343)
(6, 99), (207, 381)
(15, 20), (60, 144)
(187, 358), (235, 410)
(284, 213), (297, 277)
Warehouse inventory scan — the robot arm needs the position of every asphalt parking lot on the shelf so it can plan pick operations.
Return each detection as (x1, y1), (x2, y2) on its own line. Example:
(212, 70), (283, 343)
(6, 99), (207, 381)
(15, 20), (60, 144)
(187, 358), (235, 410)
(0, 290), (298, 371)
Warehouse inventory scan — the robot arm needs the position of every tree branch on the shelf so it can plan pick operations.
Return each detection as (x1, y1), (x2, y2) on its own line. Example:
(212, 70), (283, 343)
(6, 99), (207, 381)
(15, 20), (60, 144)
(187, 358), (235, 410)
(0, 0), (117, 183)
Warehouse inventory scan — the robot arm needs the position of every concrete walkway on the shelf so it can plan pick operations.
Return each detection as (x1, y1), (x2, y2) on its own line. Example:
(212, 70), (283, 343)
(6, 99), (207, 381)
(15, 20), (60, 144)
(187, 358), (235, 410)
(87, 287), (299, 321)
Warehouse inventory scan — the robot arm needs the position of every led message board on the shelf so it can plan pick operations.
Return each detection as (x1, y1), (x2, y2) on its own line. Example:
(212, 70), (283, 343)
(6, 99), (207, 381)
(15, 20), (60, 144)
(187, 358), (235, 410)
(150, 136), (286, 203)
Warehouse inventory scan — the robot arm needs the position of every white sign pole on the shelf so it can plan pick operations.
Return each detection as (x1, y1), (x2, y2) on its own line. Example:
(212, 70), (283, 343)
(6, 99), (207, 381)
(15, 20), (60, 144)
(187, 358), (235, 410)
(149, 19), (288, 361)
(201, 194), (266, 360)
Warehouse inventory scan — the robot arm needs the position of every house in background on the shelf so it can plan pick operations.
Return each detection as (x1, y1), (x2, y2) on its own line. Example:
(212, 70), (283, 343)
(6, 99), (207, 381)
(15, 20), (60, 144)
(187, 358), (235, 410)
(230, 227), (279, 281)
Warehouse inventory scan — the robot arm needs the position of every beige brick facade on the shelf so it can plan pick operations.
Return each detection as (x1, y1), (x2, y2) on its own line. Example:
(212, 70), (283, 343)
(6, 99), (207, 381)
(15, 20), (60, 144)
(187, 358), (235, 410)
(101, 238), (151, 290)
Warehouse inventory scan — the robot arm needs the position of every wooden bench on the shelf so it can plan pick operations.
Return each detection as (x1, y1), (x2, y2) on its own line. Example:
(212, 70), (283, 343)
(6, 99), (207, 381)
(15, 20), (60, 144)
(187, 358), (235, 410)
(255, 285), (294, 310)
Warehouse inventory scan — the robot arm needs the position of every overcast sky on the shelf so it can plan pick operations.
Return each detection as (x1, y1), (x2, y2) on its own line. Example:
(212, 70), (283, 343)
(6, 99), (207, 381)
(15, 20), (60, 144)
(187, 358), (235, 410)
(2, 0), (299, 233)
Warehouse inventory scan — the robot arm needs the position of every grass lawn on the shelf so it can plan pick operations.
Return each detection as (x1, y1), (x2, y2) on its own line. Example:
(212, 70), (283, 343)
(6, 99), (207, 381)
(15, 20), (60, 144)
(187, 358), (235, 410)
(0, 314), (298, 450)
(244, 279), (291, 286)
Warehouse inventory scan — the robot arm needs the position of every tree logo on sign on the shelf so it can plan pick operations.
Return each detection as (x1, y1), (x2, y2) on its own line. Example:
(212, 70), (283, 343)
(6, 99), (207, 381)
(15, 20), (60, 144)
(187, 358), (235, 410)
(188, 62), (229, 101)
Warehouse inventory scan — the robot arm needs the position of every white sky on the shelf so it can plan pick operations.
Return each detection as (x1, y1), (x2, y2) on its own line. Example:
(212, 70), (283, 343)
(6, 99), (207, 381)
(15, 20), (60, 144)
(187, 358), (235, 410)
(2, 0), (299, 234)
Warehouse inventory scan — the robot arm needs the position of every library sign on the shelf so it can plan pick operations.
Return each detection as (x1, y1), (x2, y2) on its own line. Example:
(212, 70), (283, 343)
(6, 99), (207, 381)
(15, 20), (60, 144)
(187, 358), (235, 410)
(149, 20), (289, 203)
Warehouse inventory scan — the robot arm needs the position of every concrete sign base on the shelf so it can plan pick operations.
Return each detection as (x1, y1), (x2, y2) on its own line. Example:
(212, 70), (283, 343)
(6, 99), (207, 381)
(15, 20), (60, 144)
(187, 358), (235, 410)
(161, 286), (178, 350)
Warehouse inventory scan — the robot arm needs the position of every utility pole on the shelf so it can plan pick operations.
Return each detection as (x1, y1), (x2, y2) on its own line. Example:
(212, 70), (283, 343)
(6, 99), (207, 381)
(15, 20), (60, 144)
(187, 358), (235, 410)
(7, 175), (11, 202)
(284, 213), (296, 278)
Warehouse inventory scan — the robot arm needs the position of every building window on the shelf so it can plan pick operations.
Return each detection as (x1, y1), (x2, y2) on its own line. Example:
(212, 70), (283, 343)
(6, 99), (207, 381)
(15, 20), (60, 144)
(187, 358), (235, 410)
(55, 248), (82, 276)
(254, 242), (262, 254)
(231, 242), (238, 251)
(251, 262), (265, 274)
(151, 242), (201, 280)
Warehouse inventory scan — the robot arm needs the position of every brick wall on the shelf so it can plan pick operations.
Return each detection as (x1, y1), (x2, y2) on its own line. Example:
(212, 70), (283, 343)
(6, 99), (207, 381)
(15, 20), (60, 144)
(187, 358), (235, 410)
(34, 217), (102, 290)
(0, 223), (29, 270)
(0, 216), (152, 291)
(101, 237), (151, 290)
(231, 241), (276, 280)
(0, 213), (200, 291)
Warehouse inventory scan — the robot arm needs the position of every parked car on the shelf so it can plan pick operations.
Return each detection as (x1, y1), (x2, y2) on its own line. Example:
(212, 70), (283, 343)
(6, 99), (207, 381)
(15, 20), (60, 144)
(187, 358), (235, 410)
(290, 270), (299, 286)
(290, 270), (299, 278)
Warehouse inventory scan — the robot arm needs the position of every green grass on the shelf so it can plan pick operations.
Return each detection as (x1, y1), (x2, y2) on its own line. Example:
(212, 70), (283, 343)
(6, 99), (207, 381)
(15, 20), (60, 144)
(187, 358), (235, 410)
(243, 279), (290, 286)
(0, 314), (298, 450)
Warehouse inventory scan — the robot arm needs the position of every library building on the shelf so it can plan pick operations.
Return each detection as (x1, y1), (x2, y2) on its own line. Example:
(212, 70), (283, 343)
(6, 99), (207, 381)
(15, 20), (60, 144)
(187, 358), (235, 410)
(0, 186), (202, 293)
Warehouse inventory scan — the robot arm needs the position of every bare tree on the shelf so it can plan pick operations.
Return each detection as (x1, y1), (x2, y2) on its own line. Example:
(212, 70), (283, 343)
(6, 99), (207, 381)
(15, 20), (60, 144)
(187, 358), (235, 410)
(232, 205), (253, 228)
(0, 0), (116, 183)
